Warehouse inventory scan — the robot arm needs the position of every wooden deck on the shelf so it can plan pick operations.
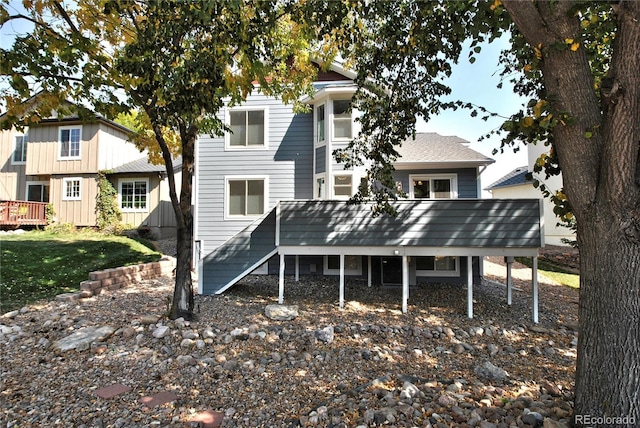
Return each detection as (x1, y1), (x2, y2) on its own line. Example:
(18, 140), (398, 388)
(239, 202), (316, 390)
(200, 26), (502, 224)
(0, 200), (48, 227)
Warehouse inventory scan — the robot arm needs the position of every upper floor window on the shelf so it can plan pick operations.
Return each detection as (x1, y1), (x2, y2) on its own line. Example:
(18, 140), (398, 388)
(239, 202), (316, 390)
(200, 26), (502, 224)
(410, 174), (458, 199)
(119, 178), (149, 211)
(316, 105), (325, 143)
(12, 135), (27, 164)
(59, 126), (81, 159)
(62, 177), (81, 200)
(227, 108), (267, 148)
(226, 177), (266, 217)
(333, 100), (352, 139)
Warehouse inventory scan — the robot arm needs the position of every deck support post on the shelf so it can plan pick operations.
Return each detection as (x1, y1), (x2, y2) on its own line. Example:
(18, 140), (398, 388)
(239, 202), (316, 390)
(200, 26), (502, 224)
(295, 255), (300, 282)
(402, 255), (409, 313)
(506, 256), (514, 305)
(467, 255), (473, 319)
(339, 254), (345, 309)
(367, 255), (372, 287)
(278, 254), (285, 304)
(532, 256), (539, 323)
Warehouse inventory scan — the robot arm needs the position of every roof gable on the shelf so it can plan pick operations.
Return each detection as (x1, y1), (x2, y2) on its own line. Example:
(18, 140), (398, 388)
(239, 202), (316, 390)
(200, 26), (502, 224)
(395, 133), (494, 167)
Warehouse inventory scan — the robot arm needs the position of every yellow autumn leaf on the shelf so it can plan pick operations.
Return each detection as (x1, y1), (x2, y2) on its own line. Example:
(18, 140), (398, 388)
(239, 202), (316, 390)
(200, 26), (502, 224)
(565, 38), (574, 45)
(524, 64), (532, 72)
(521, 116), (534, 127)
(571, 42), (580, 51)
(490, 0), (502, 11)
(534, 44), (542, 60)
(533, 100), (545, 118)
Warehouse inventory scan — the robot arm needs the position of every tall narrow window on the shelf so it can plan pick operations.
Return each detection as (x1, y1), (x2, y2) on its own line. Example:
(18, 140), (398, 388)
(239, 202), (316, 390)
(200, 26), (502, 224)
(228, 110), (266, 147)
(62, 178), (81, 200)
(333, 100), (352, 139)
(13, 135), (27, 164)
(119, 179), (148, 211)
(59, 126), (81, 159)
(316, 177), (325, 199)
(227, 178), (265, 216)
(316, 105), (325, 143)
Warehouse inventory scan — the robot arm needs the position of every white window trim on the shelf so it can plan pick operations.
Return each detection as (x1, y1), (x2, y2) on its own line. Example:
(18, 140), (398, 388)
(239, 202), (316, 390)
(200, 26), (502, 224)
(58, 125), (82, 160)
(224, 175), (269, 220)
(409, 173), (458, 199)
(416, 256), (460, 277)
(118, 178), (150, 213)
(331, 172), (354, 200)
(315, 103), (326, 147)
(324, 255), (362, 276)
(224, 106), (269, 150)
(62, 177), (82, 201)
(12, 134), (27, 165)
(331, 99), (353, 141)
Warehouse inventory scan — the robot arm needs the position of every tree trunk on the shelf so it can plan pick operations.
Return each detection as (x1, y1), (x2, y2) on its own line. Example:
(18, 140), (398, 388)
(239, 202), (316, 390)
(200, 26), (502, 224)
(171, 219), (194, 320)
(575, 212), (640, 423)
(503, 1), (640, 423)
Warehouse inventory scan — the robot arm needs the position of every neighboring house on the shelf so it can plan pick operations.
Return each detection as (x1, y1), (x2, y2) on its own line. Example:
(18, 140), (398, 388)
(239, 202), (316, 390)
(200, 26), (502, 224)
(0, 104), (181, 238)
(485, 142), (575, 246)
(194, 64), (545, 319)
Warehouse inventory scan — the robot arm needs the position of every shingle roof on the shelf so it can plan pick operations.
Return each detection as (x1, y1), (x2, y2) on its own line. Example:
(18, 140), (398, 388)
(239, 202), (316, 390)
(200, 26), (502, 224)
(110, 156), (182, 174)
(395, 133), (494, 166)
(485, 166), (531, 190)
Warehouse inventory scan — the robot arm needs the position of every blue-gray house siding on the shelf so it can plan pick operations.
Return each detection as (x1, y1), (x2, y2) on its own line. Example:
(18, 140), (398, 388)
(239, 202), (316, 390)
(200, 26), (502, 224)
(196, 93), (313, 253)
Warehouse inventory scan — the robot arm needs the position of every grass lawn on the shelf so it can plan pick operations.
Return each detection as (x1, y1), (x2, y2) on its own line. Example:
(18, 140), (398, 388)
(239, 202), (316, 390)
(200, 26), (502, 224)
(0, 229), (162, 313)
(517, 256), (580, 289)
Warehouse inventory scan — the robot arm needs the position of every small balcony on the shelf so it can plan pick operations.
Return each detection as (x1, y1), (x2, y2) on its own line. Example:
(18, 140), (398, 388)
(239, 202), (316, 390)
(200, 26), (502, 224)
(0, 200), (48, 228)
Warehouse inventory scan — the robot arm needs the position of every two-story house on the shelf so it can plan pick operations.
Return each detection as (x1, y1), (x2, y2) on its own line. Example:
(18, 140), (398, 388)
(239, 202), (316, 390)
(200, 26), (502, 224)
(194, 64), (545, 320)
(0, 104), (181, 238)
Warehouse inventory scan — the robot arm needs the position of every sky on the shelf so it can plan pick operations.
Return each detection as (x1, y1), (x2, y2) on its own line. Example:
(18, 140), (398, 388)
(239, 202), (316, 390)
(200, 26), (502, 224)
(416, 36), (528, 195)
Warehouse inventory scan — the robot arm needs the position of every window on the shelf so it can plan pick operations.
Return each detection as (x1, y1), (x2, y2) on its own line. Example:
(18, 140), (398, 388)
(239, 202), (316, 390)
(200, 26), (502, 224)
(316, 176), (325, 199)
(416, 256), (459, 277)
(410, 174), (457, 199)
(227, 109), (267, 148)
(316, 105), (325, 143)
(333, 174), (352, 198)
(119, 179), (148, 211)
(59, 126), (81, 159)
(324, 255), (362, 275)
(13, 135), (27, 164)
(333, 100), (352, 139)
(227, 178), (266, 217)
(62, 178), (81, 200)
(26, 182), (49, 202)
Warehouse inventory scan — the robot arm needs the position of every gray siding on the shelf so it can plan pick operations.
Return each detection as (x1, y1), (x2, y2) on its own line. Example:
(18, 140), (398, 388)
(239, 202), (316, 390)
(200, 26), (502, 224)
(278, 199), (541, 248)
(315, 146), (326, 174)
(201, 208), (277, 294)
(393, 168), (478, 198)
(196, 92), (313, 253)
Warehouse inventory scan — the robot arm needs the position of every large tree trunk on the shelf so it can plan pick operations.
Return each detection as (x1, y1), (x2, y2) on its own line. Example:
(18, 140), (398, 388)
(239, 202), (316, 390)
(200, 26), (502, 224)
(504, 0), (640, 423)
(576, 214), (640, 422)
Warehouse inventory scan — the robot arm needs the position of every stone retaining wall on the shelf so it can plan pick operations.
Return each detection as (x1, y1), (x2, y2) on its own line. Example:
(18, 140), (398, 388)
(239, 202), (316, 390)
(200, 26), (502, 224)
(56, 256), (176, 302)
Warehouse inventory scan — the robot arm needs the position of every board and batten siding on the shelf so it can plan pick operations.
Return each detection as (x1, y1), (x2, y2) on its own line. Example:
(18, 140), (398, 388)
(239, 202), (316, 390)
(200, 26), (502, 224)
(196, 92), (314, 253)
(0, 127), (27, 200)
(98, 124), (144, 171)
(49, 174), (98, 226)
(393, 168), (479, 198)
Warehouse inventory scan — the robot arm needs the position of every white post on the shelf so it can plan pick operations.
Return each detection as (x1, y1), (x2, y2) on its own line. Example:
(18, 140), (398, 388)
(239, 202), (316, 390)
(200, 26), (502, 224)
(402, 255), (409, 313)
(367, 255), (372, 288)
(339, 254), (345, 309)
(278, 254), (285, 304)
(532, 256), (539, 323)
(295, 255), (300, 282)
(467, 255), (473, 319)
(506, 257), (513, 305)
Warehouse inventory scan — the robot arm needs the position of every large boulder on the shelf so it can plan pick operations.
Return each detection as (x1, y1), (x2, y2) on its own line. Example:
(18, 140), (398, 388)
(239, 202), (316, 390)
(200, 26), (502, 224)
(264, 304), (299, 321)
(53, 326), (115, 352)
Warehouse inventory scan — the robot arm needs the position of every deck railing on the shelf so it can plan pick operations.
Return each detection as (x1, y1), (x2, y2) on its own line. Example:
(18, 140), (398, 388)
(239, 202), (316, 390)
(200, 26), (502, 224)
(0, 200), (48, 227)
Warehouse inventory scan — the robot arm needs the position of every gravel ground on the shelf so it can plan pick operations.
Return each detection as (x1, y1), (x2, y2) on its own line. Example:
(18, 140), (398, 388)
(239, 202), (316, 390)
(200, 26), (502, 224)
(1, 255), (578, 428)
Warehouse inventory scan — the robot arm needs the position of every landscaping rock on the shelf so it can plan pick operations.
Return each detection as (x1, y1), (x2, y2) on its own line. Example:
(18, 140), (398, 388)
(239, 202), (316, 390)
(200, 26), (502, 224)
(264, 304), (298, 321)
(53, 326), (115, 352)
